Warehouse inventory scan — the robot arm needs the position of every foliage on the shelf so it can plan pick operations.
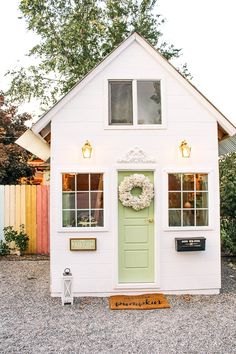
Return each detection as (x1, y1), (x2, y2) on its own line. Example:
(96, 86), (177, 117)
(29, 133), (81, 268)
(7, 0), (190, 109)
(221, 218), (236, 255)
(0, 240), (10, 256)
(0, 93), (34, 184)
(219, 152), (236, 218)
(219, 153), (236, 255)
(3, 225), (29, 255)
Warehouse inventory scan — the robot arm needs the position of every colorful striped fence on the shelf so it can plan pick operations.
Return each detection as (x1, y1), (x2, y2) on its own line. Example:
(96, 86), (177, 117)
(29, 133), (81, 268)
(0, 185), (49, 254)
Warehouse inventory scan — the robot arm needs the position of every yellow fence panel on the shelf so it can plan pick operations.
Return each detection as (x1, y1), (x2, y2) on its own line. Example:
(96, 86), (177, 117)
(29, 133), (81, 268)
(26, 185), (37, 254)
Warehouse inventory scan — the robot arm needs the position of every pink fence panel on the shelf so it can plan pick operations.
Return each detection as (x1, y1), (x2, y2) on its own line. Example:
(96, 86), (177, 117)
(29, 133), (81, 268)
(36, 185), (50, 254)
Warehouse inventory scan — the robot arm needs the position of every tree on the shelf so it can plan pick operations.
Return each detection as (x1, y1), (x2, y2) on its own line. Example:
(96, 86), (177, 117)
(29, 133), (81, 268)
(219, 153), (236, 254)
(219, 152), (236, 218)
(0, 93), (34, 184)
(7, 0), (190, 109)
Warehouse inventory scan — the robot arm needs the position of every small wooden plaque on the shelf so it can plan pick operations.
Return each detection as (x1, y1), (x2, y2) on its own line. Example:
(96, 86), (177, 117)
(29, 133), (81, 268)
(70, 238), (97, 251)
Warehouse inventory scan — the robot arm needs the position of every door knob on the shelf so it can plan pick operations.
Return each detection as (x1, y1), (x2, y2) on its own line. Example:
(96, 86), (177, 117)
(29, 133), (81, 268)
(147, 218), (154, 223)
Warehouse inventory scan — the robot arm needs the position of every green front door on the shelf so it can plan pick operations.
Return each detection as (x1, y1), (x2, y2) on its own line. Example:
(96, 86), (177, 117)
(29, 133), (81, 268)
(118, 171), (154, 283)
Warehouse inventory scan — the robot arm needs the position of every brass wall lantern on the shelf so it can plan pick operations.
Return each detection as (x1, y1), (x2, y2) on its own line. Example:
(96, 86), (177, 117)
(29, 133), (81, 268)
(179, 140), (191, 158)
(82, 141), (92, 158)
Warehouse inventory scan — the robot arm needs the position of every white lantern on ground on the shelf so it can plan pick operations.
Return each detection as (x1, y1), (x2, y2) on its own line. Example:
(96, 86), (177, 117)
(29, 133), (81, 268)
(62, 268), (73, 305)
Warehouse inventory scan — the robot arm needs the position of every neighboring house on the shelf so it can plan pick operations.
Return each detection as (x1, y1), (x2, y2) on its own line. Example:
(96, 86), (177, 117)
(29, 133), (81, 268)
(20, 158), (50, 185)
(17, 32), (236, 296)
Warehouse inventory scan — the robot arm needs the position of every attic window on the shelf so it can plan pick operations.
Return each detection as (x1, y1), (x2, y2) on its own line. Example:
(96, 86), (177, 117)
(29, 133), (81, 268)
(109, 81), (133, 125)
(108, 80), (162, 126)
(137, 81), (161, 124)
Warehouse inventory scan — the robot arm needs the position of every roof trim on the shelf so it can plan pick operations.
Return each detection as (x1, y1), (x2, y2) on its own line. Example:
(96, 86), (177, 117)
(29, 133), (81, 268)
(32, 32), (236, 137)
(31, 33), (137, 134)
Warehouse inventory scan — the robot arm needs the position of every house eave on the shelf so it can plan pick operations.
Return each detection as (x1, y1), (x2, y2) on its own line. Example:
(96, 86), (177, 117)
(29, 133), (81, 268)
(15, 129), (50, 161)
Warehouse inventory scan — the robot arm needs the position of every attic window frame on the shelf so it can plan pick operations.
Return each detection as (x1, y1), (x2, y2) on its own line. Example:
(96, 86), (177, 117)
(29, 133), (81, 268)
(105, 79), (167, 130)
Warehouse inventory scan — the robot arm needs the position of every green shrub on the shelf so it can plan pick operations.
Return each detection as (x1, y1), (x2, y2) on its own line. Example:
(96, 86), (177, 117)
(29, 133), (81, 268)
(219, 153), (236, 255)
(221, 218), (236, 255)
(3, 225), (29, 255)
(0, 240), (10, 256)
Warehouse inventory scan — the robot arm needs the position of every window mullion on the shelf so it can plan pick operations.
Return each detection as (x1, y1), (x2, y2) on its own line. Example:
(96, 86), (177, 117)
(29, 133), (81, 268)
(133, 80), (137, 126)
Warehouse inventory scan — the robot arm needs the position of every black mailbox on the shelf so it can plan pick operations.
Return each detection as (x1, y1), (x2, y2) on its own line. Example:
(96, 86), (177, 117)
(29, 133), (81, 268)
(175, 237), (206, 252)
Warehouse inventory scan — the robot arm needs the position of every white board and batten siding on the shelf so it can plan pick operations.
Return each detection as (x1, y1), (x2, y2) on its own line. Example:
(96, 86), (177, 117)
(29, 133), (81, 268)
(48, 36), (227, 296)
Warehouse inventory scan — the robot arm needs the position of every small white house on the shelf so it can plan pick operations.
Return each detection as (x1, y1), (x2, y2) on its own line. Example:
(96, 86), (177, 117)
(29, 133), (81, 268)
(18, 33), (236, 296)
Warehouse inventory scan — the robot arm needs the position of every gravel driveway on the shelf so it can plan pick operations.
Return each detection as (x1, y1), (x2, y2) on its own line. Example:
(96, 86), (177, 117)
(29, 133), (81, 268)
(0, 257), (235, 354)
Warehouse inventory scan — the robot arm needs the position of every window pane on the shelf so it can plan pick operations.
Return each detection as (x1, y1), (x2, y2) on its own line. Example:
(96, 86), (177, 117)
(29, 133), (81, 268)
(77, 192), (89, 209)
(196, 192), (208, 208)
(109, 81), (133, 125)
(169, 192), (181, 208)
(91, 174), (103, 190)
(196, 174), (208, 190)
(169, 210), (181, 226)
(137, 81), (161, 124)
(91, 210), (104, 227)
(62, 174), (75, 191)
(183, 174), (194, 190)
(77, 174), (89, 191)
(62, 193), (75, 209)
(63, 210), (76, 227)
(77, 210), (90, 227)
(183, 210), (195, 226)
(91, 192), (103, 209)
(168, 174), (181, 190)
(183, 192), (195, 208)
(196, 210), (208, 226)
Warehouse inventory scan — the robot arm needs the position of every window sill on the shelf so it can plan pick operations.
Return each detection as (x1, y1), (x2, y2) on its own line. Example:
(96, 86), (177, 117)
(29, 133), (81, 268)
(58, 227), (109, 233)
(104, 124), (167, 130)
(163, 226), (214, 232)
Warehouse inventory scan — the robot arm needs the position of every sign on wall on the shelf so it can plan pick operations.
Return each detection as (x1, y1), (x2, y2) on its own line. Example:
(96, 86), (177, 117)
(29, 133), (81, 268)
(70, 238), (97, 251)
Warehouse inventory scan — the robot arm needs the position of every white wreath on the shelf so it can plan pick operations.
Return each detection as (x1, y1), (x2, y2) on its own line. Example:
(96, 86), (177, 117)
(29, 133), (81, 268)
(119, 174), (154, 211)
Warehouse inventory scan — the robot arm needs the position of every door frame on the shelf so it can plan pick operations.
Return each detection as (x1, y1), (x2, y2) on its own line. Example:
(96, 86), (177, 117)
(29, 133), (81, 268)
(112, 163), (161, 290)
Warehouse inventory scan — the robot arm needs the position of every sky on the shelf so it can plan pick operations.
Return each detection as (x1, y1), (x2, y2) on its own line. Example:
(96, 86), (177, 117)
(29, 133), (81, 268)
(0, 0), (236, 124)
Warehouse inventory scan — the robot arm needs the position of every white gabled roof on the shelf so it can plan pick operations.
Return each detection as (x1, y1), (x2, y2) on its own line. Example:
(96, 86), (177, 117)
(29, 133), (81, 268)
(32, 32), (236, 137)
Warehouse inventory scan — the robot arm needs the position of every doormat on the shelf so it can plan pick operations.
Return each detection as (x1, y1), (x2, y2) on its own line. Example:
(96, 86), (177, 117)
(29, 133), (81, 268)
(109, 293), (170, 310)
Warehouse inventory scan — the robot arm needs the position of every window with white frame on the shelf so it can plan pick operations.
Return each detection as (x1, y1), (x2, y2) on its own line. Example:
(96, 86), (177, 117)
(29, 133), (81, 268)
(62, 173), (104, 228)
(168, 173), (208, 227)
(108, 80), (162, 126)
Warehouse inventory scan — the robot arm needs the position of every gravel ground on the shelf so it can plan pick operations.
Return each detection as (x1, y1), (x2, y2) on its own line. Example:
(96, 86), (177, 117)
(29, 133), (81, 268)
(0, 257), (236, 354)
